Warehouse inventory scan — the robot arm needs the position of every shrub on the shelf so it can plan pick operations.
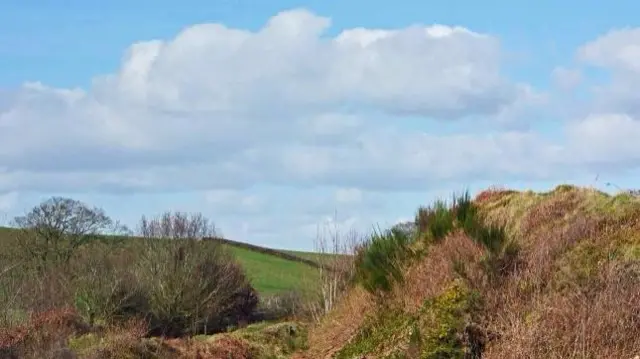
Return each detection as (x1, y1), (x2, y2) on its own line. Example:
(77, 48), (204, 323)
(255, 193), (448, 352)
(416, 190), (516, 279)
(418, 280), (482, 359)
(452, 190), (476, 228)
(354, 227), (415, 295)
(133, 211), (259, 337)
(335, 280), (482, 359)
(416, 191), (479, 244)
(69, 243), (141, 327)
(416, 199), (455, 243)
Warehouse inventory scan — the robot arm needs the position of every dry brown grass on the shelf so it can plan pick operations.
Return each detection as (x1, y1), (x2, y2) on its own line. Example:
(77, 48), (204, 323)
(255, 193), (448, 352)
(393, 231), (486, 313)
(478, 186), (640, 358)
(475, 186), (515, 204)
(0, 307), (90, 359)
(305, 286), (374, 359)
(520, 189), (581, 234)
(484, 261), (640, 359)
(161, 336), (253, 359)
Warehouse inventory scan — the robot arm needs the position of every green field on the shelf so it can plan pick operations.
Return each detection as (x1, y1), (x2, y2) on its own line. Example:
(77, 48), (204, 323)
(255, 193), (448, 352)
(226, 245), (321, 296)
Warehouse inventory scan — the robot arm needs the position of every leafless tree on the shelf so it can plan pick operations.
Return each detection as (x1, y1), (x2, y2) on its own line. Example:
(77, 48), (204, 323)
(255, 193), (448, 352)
(138, 211), (217, 240)
(308, 220), (361, 322)
(12, 197), (124, 267)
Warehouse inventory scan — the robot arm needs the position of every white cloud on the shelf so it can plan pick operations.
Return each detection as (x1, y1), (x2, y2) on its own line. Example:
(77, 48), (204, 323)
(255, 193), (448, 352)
(551, 28), (640, 173)
(552, 67), (583, 90)
(10, 11), (640, 250)
(7, 9), (640, 199)
(565, 113), (640, 166)
(0, 8), (531, 194)
(334, 188), (363, 204)
(577, 28), (640, 116)
(578, 28), (640, 73)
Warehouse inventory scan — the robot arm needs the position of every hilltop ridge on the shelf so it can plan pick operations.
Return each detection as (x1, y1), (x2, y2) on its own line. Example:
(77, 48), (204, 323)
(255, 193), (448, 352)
(304, 184), (640, 358)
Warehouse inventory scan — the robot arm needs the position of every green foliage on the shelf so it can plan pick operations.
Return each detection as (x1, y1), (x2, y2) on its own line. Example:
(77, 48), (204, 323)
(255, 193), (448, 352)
(335, 280), (481, 359)
(453, 190), (477, 229)
(416, 190), (477, 244)
(416, 190), (517, 279)
(418, 280), (480, 359)
(355, 190), (516, 297)
(354, 227), (415, 294)
(232, 321), (309, 357)
(417, 200), (455, 243)
(335, 308), (415, 359)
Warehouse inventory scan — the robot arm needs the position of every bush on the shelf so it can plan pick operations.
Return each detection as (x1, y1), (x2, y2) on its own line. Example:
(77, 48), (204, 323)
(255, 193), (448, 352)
(354, 227), (415, 295)
(69, 242), (141, 327)
(0, 206), (261, 341)
(416, 190), (517, 280)
(416, 199), (455, 243)
(335, 280), (482, 359)
(132, 212), (259, 337)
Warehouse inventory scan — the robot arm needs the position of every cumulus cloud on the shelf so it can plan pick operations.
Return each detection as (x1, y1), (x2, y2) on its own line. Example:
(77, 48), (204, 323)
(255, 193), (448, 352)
(91, 11), (516, 118)
(577, 28), (640, 116)
(578, 28), (640, 73)
(9, 9), (640, 198)
(0, 8), (537, 194)
(565, 113), (640, 167)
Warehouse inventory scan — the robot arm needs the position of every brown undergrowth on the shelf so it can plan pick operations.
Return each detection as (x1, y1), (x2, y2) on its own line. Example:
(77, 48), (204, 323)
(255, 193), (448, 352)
(304, 286), (374, 359)
(394, 231), (486, 313)
(306, 185), (640, 358)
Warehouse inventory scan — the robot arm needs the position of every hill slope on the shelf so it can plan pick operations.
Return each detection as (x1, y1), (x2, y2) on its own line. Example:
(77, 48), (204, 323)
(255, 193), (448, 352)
(305, 185), (640, 358)
(0, 226), (327, 296)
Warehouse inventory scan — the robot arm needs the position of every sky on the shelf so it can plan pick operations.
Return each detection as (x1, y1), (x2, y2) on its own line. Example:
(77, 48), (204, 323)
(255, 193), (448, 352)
(1, 0), (640, 250)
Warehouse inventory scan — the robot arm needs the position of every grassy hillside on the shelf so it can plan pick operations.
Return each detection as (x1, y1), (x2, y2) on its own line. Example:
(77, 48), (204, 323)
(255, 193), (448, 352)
(7, 184), (638, 358)
(0, 226), (329, 296)
(305, 185), (640, 358)
(226, 245), (320, 296)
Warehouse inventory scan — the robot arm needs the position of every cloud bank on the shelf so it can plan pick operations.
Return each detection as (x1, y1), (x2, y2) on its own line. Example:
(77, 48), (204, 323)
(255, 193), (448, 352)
(2, 9), (640, 248)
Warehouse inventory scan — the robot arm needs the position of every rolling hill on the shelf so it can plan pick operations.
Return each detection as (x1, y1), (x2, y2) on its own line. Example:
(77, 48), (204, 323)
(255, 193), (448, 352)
(0, 226), (333, 296)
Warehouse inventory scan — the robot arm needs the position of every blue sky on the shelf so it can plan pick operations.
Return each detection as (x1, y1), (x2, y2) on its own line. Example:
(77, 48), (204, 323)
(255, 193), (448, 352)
(1, 1), (640, 250)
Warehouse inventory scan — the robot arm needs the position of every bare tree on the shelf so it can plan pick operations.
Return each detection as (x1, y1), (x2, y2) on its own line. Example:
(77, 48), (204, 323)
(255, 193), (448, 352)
(138, 211), (217, 240)
(13, 197), (121, 267)
(308, 220), (360, 322)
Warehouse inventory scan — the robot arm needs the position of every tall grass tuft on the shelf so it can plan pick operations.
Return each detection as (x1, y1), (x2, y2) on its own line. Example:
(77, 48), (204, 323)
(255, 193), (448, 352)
(354, 227), (415, 295)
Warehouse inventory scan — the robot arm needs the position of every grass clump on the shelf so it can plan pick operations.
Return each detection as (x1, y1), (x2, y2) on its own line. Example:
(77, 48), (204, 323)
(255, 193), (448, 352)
(416, 191), (516, 280)
(417, 199), (455, 243)
(354, 227), (416, 295)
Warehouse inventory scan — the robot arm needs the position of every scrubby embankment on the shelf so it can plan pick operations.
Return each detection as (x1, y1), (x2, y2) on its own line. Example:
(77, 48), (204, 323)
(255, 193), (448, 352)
(304, 185), (640, 358)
